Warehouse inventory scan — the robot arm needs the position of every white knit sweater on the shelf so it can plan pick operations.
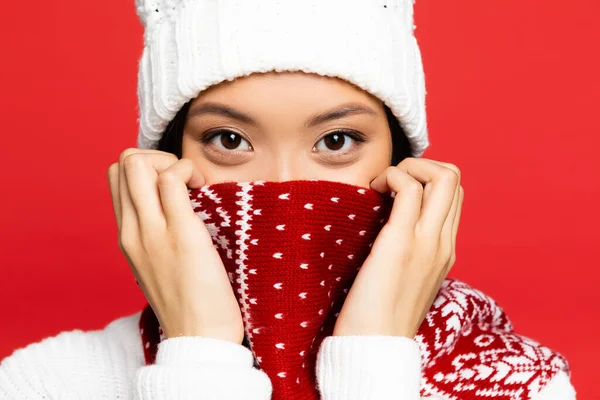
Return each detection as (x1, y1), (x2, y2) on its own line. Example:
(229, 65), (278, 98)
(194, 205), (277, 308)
(0, 311), (576, 399)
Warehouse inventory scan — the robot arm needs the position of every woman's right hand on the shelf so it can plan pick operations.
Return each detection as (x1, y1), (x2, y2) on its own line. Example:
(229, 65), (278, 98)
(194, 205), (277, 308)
(106, 148), (244, 344)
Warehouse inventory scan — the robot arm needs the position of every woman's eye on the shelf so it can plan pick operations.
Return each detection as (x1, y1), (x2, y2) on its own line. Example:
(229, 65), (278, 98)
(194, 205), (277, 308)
(205, 130), (252, 151)
(314, 131), (362, 153)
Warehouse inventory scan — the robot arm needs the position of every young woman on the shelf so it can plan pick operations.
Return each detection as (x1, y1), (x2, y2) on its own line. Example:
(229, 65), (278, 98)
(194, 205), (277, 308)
(0, 0), (575, 399)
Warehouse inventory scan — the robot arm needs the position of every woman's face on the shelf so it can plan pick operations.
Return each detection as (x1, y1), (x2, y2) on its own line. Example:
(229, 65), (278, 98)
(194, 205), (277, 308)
(181, 71), (393, 188)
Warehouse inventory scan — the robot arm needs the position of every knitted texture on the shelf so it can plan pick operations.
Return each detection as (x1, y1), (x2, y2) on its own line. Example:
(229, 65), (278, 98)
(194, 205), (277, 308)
(134, 0), (429, 157)
(139, 180), (571, 399)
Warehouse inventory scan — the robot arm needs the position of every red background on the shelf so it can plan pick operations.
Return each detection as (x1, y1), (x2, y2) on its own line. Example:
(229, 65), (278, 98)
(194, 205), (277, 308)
(1, 0), (598, 398)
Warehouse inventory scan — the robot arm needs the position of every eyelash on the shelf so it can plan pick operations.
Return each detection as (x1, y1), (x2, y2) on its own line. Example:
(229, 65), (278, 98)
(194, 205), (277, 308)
(322, 130), (366, 146)
(198, 129), (252, 155)
(326, 129), (366, 143)
(198, 129), (367, 155)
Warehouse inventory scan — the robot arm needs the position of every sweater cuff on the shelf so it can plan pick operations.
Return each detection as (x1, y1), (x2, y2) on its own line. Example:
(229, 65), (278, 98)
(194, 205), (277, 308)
(136, 337), (272, 399)
(155, 336), (254, 368)
(316, 335), (422, 400)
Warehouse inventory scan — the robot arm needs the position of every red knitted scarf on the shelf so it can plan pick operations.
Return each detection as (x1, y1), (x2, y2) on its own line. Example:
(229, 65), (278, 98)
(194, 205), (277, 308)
(138, 180), (570, 399)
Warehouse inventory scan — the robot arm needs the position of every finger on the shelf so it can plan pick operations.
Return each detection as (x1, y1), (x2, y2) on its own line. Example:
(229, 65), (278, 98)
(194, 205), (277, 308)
(107, 162), (122, 231)
(427, 160), (461, 248)
(120, 148), (184, 231)
(123, 152), (179, 232)
(452, 186), (464, 254)
(395, 158), (458, 236)
(439, 181), (459, 263)
(427, 161), (464, 277)
(158, 158), (207, 228)
(119, 148), (142, 236)
(370, 166), (422, 234)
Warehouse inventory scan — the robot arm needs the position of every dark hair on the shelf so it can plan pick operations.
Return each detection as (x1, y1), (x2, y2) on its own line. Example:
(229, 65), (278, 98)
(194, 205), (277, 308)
(157, 100), (413, 164)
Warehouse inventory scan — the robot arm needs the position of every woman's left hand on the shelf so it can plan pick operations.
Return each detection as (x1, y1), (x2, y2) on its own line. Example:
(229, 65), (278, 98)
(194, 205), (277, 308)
(333, 157), (464, 338)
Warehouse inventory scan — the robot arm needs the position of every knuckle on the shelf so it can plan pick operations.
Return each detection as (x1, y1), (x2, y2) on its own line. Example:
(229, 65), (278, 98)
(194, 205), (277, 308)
(117, 237), (126, 253)
(107, 164), (119, 190)
(177, 154), (190, 163)
(157, 170), (178, 186)
(406, 180), (424, 198)
(448, 253), (456, 268)
(163, 151), (179, 163)
(441, 168), (460, 186)
(118, 233), (135, 254)
(123, 152), (146, 170)
(157, 151), (179, 167)
(107, 162), (119, 179)
(444, 163), (462, 182)
(119, 147), (140, 164)
(178, 158), (194, 169)
(395, 156), (415, 167)
(385, 165), (397, 176)
(387, 166), (424, 198)
(442, 242), (454, 261)
(442, 162), (461, 180)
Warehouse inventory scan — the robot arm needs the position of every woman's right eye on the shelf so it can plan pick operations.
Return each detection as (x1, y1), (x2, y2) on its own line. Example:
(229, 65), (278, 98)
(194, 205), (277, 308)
(202, 130), (252, 152)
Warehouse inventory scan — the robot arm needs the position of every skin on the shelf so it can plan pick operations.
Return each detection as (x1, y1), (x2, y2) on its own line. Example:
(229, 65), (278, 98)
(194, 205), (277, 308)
(181, 72), (393, 186)
(107, 71), (464, 343)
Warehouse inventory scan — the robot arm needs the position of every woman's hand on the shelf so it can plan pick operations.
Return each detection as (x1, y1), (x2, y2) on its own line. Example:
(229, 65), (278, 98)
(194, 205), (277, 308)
(333, 157), (464, 338)
(107, 148), (244, 344)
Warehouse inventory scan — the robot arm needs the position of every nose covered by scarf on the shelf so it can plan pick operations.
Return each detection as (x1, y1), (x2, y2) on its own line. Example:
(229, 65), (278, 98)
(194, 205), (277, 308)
(192, 179), (391, 398)
(139, 180), (571, 400)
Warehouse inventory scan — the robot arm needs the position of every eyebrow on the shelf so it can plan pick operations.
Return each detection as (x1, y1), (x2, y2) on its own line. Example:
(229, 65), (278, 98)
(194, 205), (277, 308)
(187, 102), (258, 126)
(187, 101), (378, 127)
(305, 103), (378, 128)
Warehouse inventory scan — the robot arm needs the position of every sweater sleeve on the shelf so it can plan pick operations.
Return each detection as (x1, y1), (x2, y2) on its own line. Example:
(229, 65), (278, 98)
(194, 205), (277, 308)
(0, 312), (272, 400)
(135, 336), (272, 399)
(530, 370), (577, 400)
(315, 335), (577, 400)
(0, 328), (137, 399)
(316, 335), (423, 400)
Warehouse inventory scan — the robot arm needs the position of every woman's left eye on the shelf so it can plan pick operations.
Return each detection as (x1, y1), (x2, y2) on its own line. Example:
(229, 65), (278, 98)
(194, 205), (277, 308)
(314, 131), (365, 153)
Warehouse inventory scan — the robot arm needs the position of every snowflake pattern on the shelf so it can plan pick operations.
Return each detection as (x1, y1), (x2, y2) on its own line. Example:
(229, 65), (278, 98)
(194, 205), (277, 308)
(139, 180), (570, 400)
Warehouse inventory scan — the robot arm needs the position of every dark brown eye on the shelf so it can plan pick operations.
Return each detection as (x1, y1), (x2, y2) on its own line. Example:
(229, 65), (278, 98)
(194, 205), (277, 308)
(323, 133), (345, 151)
(201, 129), (252, 151)
(220, 132), (242, 150)
(314, 130), (365, 153)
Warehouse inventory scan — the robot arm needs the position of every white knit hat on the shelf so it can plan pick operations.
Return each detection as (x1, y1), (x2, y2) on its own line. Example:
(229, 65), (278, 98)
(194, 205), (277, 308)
(135, 0), (429, 157)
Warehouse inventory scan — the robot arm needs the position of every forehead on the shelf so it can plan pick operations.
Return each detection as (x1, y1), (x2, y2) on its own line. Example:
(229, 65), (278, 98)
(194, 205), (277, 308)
(192, 71), (383, 110)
